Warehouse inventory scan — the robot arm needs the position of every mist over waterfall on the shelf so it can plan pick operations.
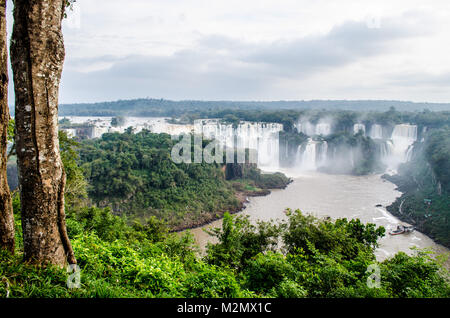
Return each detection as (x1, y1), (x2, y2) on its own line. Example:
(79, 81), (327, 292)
(353, 124), (366, 135)
(296, 140), (316, 171)
(193, 119), (283, 170)
(288, 116), (420, 174)
(370, 124), (383, 139)
(383, 124), (418, 170)
(60, 115), (422, 176)
(295, 119), (332, 136)
(295, 139), (328, 171)
(316, 123), (332, 136)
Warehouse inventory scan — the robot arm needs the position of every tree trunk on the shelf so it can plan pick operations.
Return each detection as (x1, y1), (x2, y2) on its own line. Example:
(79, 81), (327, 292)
(11, 0), (76, 266)
(0, 0), (14, 254)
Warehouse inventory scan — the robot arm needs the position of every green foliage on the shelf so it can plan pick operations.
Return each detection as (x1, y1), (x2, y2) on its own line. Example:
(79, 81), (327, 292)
(2, 203), (449, 298)
(131, 216), (169, 243)
(77, 130), (287, 229)
(242, 167), (291, 189)
(7, 118), (14, 143)
(71, 233), (186, 297)
(183, 262), (244, 298)
(1, 204), (251, 298)
(425, 127), (450, 191)
(242, 252), (297, 294)
(205, 213), (281, 270)
(59, 130), (88, 208)
(0, 249), (74, 298)
(3, 114), (449, 299)
(385, 126), (450, 247)
(282, 209), (384, 260)
(59, 117), (71, 126)
(380, 250), (450, 297)
(203, 209), (449, 298)
(66, 207), (135, 242)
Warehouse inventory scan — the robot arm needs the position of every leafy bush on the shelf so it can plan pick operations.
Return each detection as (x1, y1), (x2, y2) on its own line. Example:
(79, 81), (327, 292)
(243, 252), (297, 294)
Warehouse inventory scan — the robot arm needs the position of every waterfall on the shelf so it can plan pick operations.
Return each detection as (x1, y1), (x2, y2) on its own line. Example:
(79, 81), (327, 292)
(385, 124), (417, 169)
(370, 124), (383, 139)
(392, 124), (417, 140)
(353, 124), (366, 135)
(297, 139), (317, 171)
(194, 119), (282, 170)
(350, 148), (355, 168)
(405, 145), (414, 162)
(378, 140), (394, 159)
(421, 126), (427, 142)
(295, 139), (328, 171)
(317, 141), (328, 167)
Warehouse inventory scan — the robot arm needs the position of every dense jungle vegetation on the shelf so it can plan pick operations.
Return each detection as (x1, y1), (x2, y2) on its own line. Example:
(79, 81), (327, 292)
(77, 130), (290, 230)
(384, 126), (450, 248)
(2, 127), (450, 298)
(2, 202), (449, 298)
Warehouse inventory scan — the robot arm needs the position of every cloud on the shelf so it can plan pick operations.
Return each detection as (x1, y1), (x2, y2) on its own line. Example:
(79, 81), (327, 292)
(60, 12), (429, 103)
(60, 52), (271, 103)
(4, 0), (447, 103)
(385, 71), (450, 87)
(240, 16), (429, 78)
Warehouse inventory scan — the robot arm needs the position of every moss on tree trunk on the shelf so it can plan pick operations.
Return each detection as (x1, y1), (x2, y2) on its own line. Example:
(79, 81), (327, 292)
(0, 0), (14, 254)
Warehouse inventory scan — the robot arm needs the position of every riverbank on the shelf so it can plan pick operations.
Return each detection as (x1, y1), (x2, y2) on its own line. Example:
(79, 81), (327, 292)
(383, 173), (450, 250)
(188, 171), (450, 267)
(171, 178), (292, 232)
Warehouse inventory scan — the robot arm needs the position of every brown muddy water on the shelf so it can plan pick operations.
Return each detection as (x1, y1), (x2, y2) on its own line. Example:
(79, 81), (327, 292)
(187, 171), (449, 267)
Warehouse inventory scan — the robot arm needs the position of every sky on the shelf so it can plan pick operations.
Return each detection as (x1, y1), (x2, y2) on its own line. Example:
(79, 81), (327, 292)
(6, 0), (450, 104)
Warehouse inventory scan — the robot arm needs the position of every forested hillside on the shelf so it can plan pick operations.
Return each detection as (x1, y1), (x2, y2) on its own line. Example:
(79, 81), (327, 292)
(77, 130), (290, 230)
(384, 126), (450, 247)
(2, 126), (449, 299)
(2, 0), (450, 303)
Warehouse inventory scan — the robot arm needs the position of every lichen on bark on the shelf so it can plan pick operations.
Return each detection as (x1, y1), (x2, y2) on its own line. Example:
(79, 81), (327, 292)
(11, 0), (76, 266)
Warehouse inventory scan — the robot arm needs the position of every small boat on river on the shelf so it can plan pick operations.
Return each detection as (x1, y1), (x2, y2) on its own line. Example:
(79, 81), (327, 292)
(389, 225), (415, 236)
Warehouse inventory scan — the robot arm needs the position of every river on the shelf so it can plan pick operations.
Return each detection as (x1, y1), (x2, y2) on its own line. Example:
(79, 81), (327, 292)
(189, 170), (450, 266)
(62, 116), (449, 265)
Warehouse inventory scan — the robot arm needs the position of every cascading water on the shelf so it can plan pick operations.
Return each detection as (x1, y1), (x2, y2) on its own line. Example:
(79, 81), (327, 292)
(349, 148), (355, 168)
(297, 139), (317, 171)
(384, 124), (417, 170)
(378, 140), (394, 160)
(405, 145), (414, 162)
(370, 124), (383, 139)
(421, 126), (427, 142)
(318, 141), (328, 167)
(295, 139), (328, 171)
(353, 124), (366, 135)
(194, 119), (282, 170)
(62, 115), (424, 177)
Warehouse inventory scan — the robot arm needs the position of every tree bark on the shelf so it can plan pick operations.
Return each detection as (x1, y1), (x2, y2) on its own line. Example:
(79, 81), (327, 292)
(11, 0), (76, 266)
(0, 0), (15, 254)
